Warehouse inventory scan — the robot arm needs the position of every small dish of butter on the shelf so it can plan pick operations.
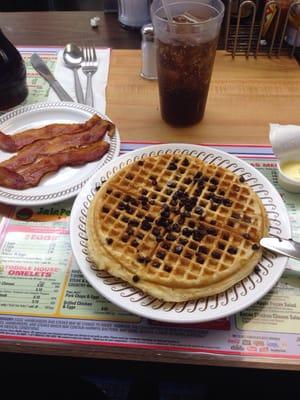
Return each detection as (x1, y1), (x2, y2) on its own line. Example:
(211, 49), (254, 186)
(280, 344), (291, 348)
(278, 159), (300, 193)
(270, 124), (300, 193)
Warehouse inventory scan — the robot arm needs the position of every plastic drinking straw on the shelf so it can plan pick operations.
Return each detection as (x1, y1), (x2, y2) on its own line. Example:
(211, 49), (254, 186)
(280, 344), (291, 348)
(161, 0), (173, 22)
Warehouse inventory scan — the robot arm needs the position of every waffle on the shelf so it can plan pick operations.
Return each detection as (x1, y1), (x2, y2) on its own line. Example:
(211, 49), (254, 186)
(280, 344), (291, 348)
(87, 153), (268, 302)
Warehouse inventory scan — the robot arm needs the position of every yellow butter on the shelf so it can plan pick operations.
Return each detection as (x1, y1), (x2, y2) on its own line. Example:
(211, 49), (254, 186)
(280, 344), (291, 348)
(281, 161), (300, 181)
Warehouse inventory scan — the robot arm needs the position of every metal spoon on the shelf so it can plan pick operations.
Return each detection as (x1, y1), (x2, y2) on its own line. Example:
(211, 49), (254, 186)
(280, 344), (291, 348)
(63, 43), (84, 104)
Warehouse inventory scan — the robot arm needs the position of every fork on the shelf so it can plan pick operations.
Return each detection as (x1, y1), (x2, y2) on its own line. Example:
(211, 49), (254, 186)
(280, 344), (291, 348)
(81, 43), (98, 107)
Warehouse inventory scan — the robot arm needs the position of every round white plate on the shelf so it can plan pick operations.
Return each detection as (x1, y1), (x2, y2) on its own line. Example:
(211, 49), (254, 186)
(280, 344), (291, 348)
(0, 102), (120, 206)
(70, 143), (290, 323)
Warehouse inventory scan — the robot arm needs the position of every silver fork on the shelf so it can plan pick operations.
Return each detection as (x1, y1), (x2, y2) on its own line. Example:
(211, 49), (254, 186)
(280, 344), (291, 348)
(81, 43), (98, 107)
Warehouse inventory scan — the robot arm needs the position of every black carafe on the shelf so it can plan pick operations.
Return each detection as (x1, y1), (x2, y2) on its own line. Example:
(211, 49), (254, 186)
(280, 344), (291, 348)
(0, 29), (28, 110)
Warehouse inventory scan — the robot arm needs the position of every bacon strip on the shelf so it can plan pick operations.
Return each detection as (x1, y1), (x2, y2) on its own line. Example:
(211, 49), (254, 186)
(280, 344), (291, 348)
(0, 140), (109, 190)
(1, 119), (112, 171)
(0, 114), (115, 152)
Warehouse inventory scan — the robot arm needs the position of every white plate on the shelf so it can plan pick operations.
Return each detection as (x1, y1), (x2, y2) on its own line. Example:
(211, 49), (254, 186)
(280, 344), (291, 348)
(70, 143), (290, 323)
(0, 102), (120, 206)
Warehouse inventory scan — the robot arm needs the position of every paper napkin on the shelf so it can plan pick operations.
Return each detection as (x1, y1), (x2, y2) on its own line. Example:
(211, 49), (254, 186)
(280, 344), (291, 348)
(270, 123), (300, 160)
(47, 48), (110, 115)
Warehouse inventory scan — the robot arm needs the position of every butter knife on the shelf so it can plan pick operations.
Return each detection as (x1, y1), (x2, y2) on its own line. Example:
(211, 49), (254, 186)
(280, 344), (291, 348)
(30, 53), (74, 102)
(260, 237), (300, 261)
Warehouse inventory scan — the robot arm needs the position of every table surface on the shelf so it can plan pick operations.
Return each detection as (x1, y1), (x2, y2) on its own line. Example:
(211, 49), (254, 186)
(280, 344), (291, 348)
(1, 11), (300, 371)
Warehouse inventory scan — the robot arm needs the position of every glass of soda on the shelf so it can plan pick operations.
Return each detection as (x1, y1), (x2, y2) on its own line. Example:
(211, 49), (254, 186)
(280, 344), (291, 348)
(151, 0), (224, 126)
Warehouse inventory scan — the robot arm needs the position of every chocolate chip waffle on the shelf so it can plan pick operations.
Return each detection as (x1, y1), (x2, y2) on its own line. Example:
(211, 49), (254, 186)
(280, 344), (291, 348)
(87, 153), (268, 302)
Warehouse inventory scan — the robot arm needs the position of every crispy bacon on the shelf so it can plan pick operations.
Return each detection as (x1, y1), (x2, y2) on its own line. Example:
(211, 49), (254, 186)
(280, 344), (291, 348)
(0, 140), (109, 190)
(1, 119), (111, 171)
(0, 114), (115, 152)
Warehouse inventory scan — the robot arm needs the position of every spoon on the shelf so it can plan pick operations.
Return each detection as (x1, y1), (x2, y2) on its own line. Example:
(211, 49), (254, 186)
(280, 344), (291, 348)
(63, 43), (84, 104)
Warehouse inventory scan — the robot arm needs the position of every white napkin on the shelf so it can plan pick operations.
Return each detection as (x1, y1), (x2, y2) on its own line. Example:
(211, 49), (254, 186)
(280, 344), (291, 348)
(270, 123), (300, 160)
(47, 48), (110, 114)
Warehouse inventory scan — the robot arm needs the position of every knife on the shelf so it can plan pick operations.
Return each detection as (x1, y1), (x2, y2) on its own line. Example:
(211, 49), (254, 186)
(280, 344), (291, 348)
(30, 53), (74, 102)
(260, 237), (300, 261)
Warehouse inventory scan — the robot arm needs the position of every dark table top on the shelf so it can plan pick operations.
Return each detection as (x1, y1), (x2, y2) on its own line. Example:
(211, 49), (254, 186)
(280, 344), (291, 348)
(0, 10), (141, 48)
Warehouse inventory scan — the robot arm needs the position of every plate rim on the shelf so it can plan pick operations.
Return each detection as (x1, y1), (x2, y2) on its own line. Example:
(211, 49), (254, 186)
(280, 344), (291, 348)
(70, 143), (290, 323)
(0, 102), (121, 206)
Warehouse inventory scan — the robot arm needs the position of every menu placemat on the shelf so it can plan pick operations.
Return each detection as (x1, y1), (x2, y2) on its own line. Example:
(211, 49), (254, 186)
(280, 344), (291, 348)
(0, 48), (300, 360)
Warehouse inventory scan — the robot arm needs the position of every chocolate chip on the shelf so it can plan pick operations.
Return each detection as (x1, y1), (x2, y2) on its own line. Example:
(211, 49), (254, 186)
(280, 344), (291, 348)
(141, 220), (152, 231)
(228, 246), (237, 254)
(182, 158), (189, 166)
(194, 171), (202, 179)
(243, 233), (251, 240)
(132, 275), (140, 282)
(167, 163), (177, 171)
(210, 178), (219, 185)
(106, 238), (113, 245)
(131, 239), (139, 247)
(142, 203), (150, 211)
(212, 251), (221, 259)
(188, 220), (196, 228)
(208, 185), (218, 192)
(145, 215), (155, 222)
(254, 265), (261, 273)
(162, 241), (171, 250)
(121, 234), (129, 242)
(223, 198), (233, 207)
(166, 233), (176, 241)
(182, 228), (193, 237)
(167, 181), (176, 188)
(118, 202), (125, 210)
(252, 244), (260, 250)
(141, 189), (148, 195)
(198, 245), (209, 254)
(219, 190), (225, 196)
(102, 206), (110, 213)
(179, 238), (188, 245)
(189, 242), (198, 250)
(194, 206), (203, 215)
(113, 211), (120, 218)
(137, 160), (144, 166)
(152, 227), (161, 236)
(137, 255), (147, 264)
(149, 176), (157, 186)
(210, 220), (217, 225)
(183, 177), (192, 185)
(212, 195), (223, 204)
(207, 227), (217, 236)
(239, 176), (245, 183)
(126, 173), (134, 180)
(218, 242), (226, 250)
(129, 219), (139, 227)
(171, 223), (180, 233)
(157, 250), (166, 260)
(106, 188), (112, 194)
(193, 230), (206, 241)
(160, 209), (170, 218)
(196, 254), (205, 264)
(163, 265), (172, 273)
(122, 216), (129, 223)
(174, 245), (183, 254)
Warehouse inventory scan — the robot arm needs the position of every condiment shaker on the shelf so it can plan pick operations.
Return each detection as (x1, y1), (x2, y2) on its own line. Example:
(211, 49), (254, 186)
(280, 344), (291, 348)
(140, 23), (157, 80)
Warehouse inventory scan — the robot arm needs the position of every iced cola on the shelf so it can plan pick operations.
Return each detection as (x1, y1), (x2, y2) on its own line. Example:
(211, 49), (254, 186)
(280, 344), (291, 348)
(152, 0), (224, 126)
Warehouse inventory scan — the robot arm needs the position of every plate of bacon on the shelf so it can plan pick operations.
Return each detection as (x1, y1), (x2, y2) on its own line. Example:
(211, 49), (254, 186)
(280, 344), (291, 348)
(0, 102), (120, 206)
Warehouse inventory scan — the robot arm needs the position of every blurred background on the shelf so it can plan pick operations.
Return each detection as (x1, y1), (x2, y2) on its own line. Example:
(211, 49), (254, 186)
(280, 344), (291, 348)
(0, 1), (118, 11)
